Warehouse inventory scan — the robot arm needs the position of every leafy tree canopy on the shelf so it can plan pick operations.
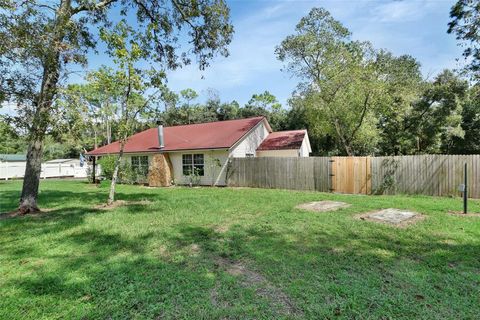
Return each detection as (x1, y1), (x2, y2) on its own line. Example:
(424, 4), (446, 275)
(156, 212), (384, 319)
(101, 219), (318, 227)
(448, 0), (480, 80)
(276, 7), (424, 155)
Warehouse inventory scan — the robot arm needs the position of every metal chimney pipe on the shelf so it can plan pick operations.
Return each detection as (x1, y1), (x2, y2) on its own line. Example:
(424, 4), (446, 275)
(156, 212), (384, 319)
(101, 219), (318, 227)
(159, 125), (164, 148)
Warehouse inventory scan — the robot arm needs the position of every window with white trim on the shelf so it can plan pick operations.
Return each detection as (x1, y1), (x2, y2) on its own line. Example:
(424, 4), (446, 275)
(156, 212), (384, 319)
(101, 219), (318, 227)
(182, 154), (204, 176)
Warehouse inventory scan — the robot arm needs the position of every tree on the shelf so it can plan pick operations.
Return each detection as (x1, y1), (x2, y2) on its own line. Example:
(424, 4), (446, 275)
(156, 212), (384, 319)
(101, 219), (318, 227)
(448, 0), (480, 80)
(89, 63), (152, 205)
(286, 94), (337, 155)
(180, 89), (199, 107)
(277, 8), (425, 156)
(53, 81), (122, 155)
(0, 0), (233, 213)
(217, 100), (240, 120)
(98, 21), (169, 204)
(0, 115), (27, 154)
(374, 52), (424, 155)
(201, 89), (223, 123)
(451, 84), (480, 153)
(242, 91), (287, 131)
(151, 85), (180, 126)
(405, 70), (468, 154)
(276, 8), (383, 155)
(179, 88), (199, 124)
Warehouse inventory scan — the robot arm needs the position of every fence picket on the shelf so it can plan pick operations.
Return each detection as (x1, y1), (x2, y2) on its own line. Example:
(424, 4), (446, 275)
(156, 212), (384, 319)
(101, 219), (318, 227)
(227, 155), (480, 198)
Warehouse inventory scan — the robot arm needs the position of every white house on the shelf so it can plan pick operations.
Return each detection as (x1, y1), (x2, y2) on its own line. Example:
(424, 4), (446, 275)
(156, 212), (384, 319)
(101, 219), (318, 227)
(86, 116), (311, 186)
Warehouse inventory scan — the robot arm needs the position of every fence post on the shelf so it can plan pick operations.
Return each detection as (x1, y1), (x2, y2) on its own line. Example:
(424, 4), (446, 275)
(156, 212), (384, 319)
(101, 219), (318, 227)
(464, 162), (468, 214)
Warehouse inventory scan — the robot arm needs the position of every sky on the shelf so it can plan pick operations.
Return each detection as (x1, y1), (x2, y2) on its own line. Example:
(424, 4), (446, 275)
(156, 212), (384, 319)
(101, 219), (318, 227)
(0, 0), (465, 115)
(163, 0), (464, 107)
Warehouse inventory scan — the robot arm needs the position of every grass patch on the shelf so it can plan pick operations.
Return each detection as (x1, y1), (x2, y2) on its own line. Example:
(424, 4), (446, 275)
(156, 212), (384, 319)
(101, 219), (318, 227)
(1, 179), (479, 319)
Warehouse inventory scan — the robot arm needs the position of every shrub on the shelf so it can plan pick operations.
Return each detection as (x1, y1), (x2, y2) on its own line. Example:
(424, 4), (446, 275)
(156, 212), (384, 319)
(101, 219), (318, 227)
(97, 156), (148, 185)
(97, 156), (117, 180)
(185, 168), (202, 187)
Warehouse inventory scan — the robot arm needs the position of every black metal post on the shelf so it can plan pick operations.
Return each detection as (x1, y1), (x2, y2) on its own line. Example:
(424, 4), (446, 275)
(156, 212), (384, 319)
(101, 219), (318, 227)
(92, 157), (96, 184)
(464, 162), (467, 214)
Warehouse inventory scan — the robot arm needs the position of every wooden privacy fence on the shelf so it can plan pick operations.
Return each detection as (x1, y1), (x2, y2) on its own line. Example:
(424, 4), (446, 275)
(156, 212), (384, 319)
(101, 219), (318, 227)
(226, 154), (480, 198)
(371, 155), (480, 198)
(331, 157), (371, 195)
(227, 157), (330, 192)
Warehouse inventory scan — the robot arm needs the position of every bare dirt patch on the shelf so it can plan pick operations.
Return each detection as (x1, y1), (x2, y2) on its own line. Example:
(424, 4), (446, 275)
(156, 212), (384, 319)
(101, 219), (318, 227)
(213, 224), (230, 234)
(357, 208), (425, 227)
(213, 257), (303, 316)
(295, 200), (351, 212)
(187, 243), (201, 257)
(448, 211), (480, 217)
(157, 245), (170, 259)
(0, 207), (55, 220)
(93, 200), (152, 210)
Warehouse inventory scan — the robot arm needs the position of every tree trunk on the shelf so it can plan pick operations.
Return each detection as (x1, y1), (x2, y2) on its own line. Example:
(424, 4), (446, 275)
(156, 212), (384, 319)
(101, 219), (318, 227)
(107, 120), (111, 144)
(342, 143), (353, 156)
(107, 140), (125, 205)
(19, 59), (60, 213)
(19, 140), (44, 214)
(108, 61), (134, 205)
(18, 0), (71, 214)
(333, 118), (353, 156)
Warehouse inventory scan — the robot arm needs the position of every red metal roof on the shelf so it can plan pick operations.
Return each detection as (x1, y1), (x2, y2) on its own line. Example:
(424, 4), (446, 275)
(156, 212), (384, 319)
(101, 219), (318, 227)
(256, 130), (306, 151)
(87, 117), (266, 155)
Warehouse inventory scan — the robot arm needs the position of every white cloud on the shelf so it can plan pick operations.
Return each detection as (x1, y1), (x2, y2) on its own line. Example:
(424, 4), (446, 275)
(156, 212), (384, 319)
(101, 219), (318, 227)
(166, 0), (462, 106)
(370, 0), (434, 23)
(166, 1), (300, 103)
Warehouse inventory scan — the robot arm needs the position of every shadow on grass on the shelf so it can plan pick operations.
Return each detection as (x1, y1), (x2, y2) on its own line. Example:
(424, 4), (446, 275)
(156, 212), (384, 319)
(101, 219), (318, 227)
(1, 208), (480, 318)
(0, 188), (164, 214)
(162, 223), (480, 317)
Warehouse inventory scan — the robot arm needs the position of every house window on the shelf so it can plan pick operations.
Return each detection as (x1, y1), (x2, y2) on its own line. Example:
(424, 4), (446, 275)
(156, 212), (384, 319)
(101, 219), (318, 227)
(246, 153), (255, 158)
(182, 154), (204, 176)
(131, 156), (149, 175)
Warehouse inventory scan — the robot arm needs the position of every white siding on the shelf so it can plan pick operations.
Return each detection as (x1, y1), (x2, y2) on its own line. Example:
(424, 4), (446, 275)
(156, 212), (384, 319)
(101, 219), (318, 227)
(169, 150), (229, 186)
(299, 137), (311, 157)
(229, 120), (269, 158)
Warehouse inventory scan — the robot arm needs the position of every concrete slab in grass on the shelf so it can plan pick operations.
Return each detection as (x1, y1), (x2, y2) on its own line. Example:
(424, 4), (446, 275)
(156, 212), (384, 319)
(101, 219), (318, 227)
(359, 208), (424, 227)
(295, 201), (351, 212)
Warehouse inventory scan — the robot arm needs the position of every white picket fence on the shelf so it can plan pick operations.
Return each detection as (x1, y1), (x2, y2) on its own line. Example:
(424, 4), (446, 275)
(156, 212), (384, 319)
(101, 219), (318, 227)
(0, 162), (90, 180)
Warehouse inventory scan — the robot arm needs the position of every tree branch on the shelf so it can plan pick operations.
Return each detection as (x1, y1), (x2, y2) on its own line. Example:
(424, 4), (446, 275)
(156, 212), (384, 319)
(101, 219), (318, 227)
(403, 100), (434, 131)
(19, 0), (57, 12)
(333, 118), (352, 156)
(171, 0), (200, 40)
(349, 91), (370, 143)
(72, 0), (117, 15)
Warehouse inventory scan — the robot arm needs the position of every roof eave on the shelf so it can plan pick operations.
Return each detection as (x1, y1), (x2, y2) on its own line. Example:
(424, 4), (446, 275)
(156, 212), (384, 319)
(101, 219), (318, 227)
(87, 146), (232, 156)
(228, 117), (269, 152)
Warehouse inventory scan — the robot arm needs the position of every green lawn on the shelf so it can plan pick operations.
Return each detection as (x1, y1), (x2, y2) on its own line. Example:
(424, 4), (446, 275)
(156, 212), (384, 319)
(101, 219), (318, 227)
(1, 180), (479, 319)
